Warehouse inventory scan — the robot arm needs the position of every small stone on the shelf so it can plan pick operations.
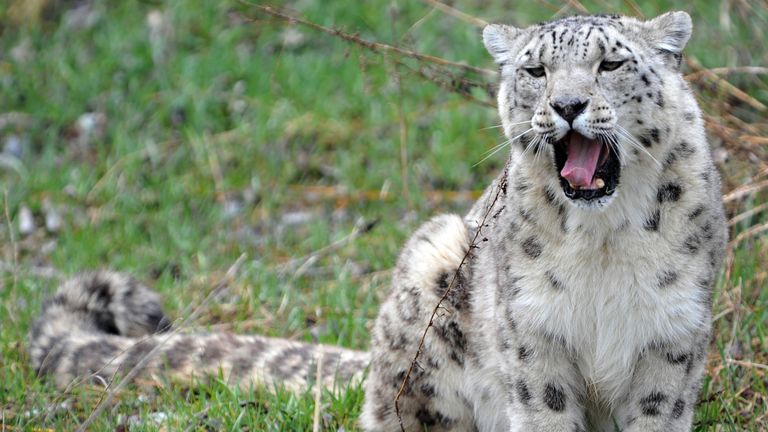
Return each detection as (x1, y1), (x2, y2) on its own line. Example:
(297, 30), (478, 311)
(281, 28), (306, 49)
(63, 3), (102, 30)
(3, 135), (24, 158)
(43, 199), (62, 233)
(18, 205), (35, 235)
(10, 38), (33, 64)
(222, 199), (243, 218)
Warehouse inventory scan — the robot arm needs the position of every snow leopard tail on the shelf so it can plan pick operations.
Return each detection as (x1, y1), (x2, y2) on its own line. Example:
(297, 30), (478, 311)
(28, 271), (370, 391)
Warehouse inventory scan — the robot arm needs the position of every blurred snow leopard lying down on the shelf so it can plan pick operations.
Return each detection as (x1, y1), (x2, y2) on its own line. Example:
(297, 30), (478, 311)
(30, 11), (726, 432)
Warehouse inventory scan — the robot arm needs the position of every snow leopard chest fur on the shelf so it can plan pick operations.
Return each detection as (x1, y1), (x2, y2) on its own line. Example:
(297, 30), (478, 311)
(471, 163), (715, 402)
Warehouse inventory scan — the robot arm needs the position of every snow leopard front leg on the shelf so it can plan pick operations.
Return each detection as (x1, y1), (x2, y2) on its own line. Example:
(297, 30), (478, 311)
(498, 328), (588, 432)
(615, 334), (709, 431)
(489, 246), (588, 431)
(360, 215), (476, 432)
(613, 204), (725, 432)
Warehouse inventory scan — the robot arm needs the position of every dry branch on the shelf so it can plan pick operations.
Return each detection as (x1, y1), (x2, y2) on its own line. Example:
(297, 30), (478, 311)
(729, 202), (768, 226)
(565, 0), (590, 14)
(687, 57), (767, 113)
(729, 221), (768, 250)
(389, 32), (413, 208)
(727, 358), (768, 373)
(394, 163), (509, 431)
(723, 179), (768, 203)
(276, 217), (378, 277)
(685, 66), (768, 81)
(393, 59), (496, 107)
(420, 0), (487, 27)
(312, 351), (324, 432)
(250, 4), (496, 77)
(2, 189), (19, 294)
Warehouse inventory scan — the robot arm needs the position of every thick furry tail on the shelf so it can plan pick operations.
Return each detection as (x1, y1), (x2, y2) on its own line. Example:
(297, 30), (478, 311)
(29, 271), (370, 391)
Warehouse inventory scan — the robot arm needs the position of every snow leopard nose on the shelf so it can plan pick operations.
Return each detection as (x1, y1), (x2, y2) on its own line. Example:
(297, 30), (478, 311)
(550, 97), (589, 125)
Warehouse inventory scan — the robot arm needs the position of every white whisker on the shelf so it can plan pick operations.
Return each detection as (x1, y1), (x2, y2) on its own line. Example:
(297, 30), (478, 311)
(482, 120), (532, 131)
(532, 136), (545, 166)
(615, 125), (661, 167)
(480, 139), (512, 157)
(608, 134), (625, 162)
(480, 124), (504, 131)
(610, 133), (628, 162)
(598, 131), (622, 162)
(480, 120), (530, 131)
(520, 133), (540, 160)
(473, 142), (512, 167)
(473, 128), (533, 167)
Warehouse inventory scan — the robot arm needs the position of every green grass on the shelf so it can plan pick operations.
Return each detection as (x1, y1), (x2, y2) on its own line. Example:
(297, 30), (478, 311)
(1, 0), (766, 430)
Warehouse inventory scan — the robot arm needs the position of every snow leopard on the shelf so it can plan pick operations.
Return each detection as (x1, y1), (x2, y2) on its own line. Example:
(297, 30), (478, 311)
(29, 11), (727, 432)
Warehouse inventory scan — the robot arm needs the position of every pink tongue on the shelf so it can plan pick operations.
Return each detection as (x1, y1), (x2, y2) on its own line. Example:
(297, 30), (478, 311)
(560, 134), (603, 188)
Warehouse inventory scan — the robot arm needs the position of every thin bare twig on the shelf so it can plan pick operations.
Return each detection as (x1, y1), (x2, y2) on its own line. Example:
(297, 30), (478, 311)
(729, 202), (768, 226)
(276, 218), (377, 315)
(721, 274), (743, 384)
(312, 351), (324, 432)
(622, 0), (644, 18)
(3, 189), (19, 293)
(402, 7), (438, 39)
(687, 57), (768, 113)
(727, 358), (768, 372)
(393, 60), (496, 107)
(712, 306), (734, 322)
(394, 164), (509, 431)
(87, 148), (149, 202)
(248, 4), (497, 77)
(565, 0), (590, 14)
(420, 0), (488, 27)
(685, 66), (768, 81)
(191, 133), (225, 197)
(395, 80), (411, 208)
(276, 218), (378, 277)
(389, 9), (412, 209)
(723, 179), (768, 203)
(728, 221), (768, 250)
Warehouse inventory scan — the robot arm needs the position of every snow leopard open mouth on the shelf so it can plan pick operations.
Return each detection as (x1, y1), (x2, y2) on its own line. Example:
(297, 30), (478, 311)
(553, 131), (620, 201)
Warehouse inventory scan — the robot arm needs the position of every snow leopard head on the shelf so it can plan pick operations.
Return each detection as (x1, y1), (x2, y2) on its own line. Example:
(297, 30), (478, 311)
(483, 12), (693, 210)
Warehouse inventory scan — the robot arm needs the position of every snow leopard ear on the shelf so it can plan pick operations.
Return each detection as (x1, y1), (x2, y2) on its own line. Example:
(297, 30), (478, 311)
(482, 24), (525, 65)
(642, 11), (692, 69)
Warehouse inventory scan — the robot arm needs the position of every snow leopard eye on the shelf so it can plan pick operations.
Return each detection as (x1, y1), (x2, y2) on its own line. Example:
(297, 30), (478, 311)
(524, 66), (545, 78)
(599, 60), (625, 72)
